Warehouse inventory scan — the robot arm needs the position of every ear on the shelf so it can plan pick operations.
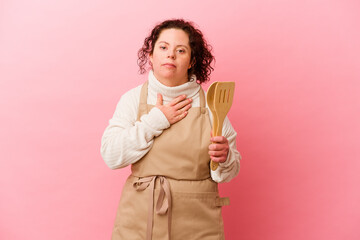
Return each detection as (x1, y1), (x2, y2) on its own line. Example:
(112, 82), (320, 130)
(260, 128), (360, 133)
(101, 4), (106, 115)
(149, 54), (153, 65)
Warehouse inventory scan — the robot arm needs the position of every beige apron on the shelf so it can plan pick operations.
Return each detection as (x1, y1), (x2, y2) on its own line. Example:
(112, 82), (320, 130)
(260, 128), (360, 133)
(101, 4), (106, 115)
(112, 82), (229, 240)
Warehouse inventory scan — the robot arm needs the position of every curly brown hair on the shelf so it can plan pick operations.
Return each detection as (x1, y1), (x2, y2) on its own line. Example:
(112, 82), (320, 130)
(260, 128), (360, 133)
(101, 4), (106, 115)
(137, 19), (215, 84)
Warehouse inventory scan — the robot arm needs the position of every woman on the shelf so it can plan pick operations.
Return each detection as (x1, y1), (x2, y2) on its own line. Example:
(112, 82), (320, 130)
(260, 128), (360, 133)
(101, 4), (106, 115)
(101, 19), (241, 240)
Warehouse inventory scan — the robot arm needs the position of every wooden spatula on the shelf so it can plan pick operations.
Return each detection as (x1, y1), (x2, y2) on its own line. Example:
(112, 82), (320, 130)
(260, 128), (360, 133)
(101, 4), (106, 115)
(206, 82), (219, 135)
(211, 82), (235, 171)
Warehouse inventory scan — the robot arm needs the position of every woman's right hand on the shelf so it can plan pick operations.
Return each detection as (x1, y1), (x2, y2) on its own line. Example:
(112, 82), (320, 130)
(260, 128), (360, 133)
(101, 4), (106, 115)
(156, 93), (192, 124)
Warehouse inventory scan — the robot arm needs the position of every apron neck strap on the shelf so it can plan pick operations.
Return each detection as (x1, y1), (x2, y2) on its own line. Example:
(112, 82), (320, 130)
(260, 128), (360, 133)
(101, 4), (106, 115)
(199, 87), (206, 114)
(137, 81), (149, 121)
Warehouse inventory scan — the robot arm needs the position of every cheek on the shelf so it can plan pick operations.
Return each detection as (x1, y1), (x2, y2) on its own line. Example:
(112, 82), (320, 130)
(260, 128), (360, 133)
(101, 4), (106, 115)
(151, 54), (162, 65)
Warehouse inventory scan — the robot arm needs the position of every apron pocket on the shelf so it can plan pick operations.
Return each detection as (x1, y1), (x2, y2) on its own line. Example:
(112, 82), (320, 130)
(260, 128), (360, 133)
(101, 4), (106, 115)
(170, 191), (224, 240)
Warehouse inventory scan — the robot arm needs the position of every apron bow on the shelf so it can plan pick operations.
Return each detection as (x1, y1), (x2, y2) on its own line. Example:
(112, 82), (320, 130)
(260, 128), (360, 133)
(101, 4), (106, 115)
(133, 176), (172, 240)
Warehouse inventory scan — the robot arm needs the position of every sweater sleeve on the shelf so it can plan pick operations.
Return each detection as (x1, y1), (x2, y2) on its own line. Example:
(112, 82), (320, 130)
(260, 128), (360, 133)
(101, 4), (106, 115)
(100, 86), (170, 169)
(210, 116), (241, 183)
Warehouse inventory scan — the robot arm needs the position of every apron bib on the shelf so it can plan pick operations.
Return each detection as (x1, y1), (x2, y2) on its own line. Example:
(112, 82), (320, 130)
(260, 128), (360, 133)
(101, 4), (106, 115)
(112, 82), (229, 240)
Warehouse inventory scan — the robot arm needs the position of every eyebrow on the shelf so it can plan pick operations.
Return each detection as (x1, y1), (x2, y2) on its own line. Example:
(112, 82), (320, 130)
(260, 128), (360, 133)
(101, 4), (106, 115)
(158, 41), (189, 50)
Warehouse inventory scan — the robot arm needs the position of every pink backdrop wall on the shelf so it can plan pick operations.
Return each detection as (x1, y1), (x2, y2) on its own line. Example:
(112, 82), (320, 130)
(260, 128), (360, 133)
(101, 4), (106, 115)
(1, 0), (359, 239)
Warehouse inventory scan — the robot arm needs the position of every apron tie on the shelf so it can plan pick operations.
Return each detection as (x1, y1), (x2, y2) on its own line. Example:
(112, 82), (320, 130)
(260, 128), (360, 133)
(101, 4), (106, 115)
(133, 176), (172, 240)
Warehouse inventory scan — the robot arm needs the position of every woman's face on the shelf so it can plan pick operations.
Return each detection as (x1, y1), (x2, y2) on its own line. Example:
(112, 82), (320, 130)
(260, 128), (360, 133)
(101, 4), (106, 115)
(150, 28), (192, 87)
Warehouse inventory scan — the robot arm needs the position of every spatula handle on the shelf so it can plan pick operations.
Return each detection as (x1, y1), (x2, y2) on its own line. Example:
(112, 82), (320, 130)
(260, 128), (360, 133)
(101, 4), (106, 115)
(210, 160), (219, 171)
(210, 116), (223, 171)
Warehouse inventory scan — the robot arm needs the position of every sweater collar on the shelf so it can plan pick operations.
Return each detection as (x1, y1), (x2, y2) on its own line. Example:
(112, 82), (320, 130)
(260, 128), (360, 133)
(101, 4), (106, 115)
(148, 70), (200, 101)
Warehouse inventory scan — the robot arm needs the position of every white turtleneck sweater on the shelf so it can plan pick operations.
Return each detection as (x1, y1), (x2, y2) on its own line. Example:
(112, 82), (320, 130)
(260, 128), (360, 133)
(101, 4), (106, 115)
(100, 71), (241, 183)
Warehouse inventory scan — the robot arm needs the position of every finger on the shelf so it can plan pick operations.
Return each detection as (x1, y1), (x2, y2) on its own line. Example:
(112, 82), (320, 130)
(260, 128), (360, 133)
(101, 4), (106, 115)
(209, 143), (228, 151)
(210, 156), (226, 163)
(156, 93), (163, 106)
(208, 150), (225, 157)
(176, 103), (192, 115)
(174, 97), (192, 110)
(157, 93), (163, 105)
(174, 110), (188, 122)
(210, 136), (227, 143)
(169, 95), (187, 106)
(208, 143), (219, 151)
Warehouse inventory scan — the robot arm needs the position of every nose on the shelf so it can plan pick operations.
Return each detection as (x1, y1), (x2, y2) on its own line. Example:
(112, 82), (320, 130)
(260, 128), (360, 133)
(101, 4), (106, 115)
(167, 50), (175, 59)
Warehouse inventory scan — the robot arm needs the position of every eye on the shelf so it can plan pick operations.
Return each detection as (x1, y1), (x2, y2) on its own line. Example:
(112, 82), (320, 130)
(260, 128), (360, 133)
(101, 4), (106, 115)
(177, 49), (186, 53)
(159, 45), (167, 50)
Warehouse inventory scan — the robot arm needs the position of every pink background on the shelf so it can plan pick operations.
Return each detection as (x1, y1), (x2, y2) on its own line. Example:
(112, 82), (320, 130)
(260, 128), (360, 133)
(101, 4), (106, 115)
(1, 0), (359, 239)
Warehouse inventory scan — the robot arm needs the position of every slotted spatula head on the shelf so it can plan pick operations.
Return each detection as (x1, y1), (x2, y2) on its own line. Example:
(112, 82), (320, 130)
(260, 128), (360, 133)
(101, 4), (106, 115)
(206, 82), (219, 135)
(211, 82), (235, 170)
(213, 82), (235, 135)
